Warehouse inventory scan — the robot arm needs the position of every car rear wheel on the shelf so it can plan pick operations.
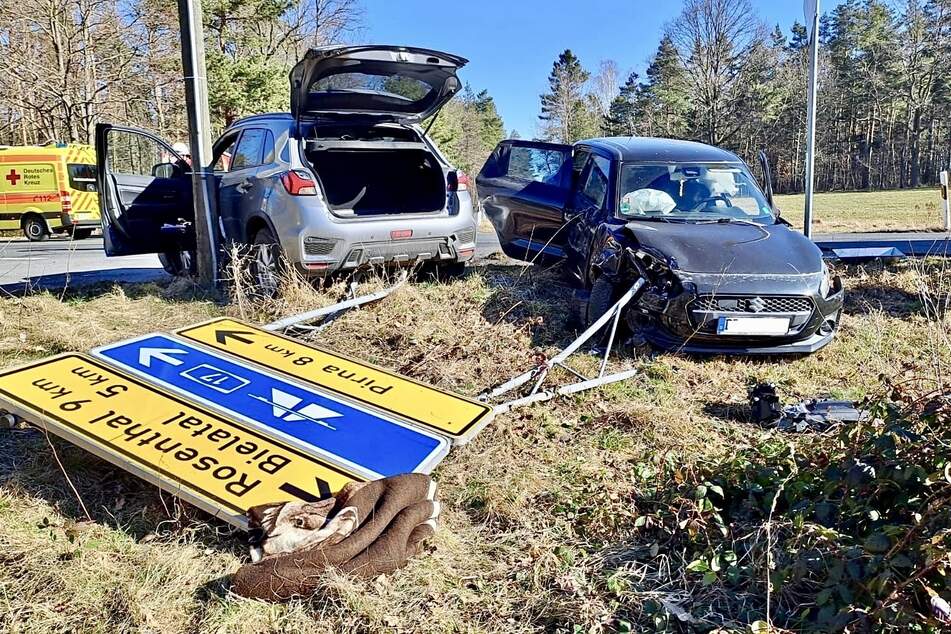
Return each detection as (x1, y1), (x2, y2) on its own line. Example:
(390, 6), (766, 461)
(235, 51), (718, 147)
(22, 215), (49, 242)
(251, 227), (283, 297)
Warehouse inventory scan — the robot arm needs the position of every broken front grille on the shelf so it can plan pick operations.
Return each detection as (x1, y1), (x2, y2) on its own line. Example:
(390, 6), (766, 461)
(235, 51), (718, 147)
(692, 295), (814, 314)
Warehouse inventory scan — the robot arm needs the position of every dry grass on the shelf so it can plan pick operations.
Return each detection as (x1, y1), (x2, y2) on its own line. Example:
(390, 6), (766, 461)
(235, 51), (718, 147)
(776, 188), (948, 233)
(0, 258), (948, 632)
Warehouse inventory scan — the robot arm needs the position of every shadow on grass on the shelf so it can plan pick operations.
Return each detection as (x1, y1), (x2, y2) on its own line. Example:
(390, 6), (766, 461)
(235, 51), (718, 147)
(702, 400), (752, 423)
(475, 261), (588, 350)
(0, 426), (245, 555)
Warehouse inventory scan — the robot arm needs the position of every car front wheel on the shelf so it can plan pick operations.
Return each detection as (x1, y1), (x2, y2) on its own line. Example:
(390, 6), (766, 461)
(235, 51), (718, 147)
(586, 275), (620, 328)
(158, 250), (197, 277)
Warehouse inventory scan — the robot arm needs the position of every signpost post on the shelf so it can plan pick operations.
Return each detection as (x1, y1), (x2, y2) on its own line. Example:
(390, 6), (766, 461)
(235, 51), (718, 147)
(177, 0), (219, 287)
(803, 0), (821, 240)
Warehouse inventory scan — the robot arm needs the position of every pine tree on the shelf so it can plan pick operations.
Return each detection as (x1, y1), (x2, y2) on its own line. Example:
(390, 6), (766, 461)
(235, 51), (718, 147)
(602, 72), (640, 136)
(539, 50), (599, 143)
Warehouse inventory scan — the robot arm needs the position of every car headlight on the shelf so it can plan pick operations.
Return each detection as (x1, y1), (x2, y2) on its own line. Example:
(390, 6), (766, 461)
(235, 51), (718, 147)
(819, 262), (832, 297)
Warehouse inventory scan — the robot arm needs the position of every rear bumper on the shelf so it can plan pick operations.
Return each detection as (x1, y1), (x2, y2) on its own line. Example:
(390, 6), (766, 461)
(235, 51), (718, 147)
(284, 193), (478, 276)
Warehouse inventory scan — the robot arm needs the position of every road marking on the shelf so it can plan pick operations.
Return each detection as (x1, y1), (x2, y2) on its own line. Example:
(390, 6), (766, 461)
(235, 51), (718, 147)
(0, 354), (362, 528)
(176, 318), (494, 444)
(92, 334), (449, 479)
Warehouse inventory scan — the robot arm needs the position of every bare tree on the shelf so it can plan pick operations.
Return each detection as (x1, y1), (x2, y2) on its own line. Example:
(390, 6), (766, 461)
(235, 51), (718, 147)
(591, 59), (621, 118)
(666, 0), (767, 146)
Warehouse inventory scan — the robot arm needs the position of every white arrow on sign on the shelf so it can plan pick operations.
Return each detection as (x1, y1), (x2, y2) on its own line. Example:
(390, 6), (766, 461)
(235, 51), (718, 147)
(138, 347), (187, 368)
(249, 389), (342, 430)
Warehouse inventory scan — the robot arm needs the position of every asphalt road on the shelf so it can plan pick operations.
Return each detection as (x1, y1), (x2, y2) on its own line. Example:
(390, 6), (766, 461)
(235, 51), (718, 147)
(0, 236), (166, 293)
(0, 230), (503, 293)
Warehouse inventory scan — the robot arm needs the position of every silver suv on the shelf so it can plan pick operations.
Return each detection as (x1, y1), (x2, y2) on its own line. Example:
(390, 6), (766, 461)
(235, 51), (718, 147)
(95, 46), (478, 290)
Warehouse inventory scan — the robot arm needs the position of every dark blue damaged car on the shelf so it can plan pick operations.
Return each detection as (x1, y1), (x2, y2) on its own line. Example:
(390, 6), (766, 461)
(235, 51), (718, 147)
(476, 137), (845, 355)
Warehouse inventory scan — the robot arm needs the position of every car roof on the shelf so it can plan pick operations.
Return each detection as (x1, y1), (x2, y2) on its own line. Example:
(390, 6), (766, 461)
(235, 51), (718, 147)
(229, 113), (293, 129)
(579, 137), (743, 163)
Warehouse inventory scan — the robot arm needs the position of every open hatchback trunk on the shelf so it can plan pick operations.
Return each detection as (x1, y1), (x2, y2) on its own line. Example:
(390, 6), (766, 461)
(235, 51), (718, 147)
(291, 45), (468, 216)
(290, 45), (467, 122)
(305, 137), (448, 216)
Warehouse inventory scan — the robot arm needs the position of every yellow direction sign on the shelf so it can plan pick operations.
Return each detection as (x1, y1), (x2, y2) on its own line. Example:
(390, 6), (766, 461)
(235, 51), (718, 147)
(177, 318), (493, 444)
(0, 355), (362, 528)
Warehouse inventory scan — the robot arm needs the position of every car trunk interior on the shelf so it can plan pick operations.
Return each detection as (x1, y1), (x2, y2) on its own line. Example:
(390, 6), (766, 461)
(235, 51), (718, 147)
(304, 124), (446, 217)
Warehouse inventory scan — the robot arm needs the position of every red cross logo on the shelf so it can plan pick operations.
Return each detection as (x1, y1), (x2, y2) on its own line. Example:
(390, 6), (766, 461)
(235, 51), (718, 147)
(5, 169), (21, 187)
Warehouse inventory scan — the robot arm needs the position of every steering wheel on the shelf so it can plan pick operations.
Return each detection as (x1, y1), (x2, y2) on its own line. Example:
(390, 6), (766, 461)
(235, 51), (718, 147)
(689, 194), (734, 212)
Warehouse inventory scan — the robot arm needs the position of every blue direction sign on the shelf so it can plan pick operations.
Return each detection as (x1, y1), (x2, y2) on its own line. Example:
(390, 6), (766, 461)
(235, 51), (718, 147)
(92, 334), (449, 479)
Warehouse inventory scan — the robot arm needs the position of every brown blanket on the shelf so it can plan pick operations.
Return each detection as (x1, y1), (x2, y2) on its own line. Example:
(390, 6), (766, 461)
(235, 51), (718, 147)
(232, 473), (438, 601)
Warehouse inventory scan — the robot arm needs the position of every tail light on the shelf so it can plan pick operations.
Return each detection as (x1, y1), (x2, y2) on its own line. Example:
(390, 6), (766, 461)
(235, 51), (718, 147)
(280, 170), (318, 196)
(60, 191), (72, 212)
(448, 170), (469, 192)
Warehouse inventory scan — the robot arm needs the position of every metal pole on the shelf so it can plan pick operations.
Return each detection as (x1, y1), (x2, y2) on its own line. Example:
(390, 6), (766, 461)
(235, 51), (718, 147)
(803, 0), (821, 240)
(178, 0), (219, 288)
(942, 170), (951, 232)
(263, 275), (407, 331)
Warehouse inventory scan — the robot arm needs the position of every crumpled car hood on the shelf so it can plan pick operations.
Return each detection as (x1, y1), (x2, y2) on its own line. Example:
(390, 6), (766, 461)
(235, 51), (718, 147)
(624, 220), (823, 276)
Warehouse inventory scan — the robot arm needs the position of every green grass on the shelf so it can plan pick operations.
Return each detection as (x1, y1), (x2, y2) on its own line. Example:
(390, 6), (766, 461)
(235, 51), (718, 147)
(776, 188), (947, 233)
(0, 261), (948, 632)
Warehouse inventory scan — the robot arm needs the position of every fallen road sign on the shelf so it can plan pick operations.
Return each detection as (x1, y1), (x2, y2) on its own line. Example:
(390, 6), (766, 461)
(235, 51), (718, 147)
(92, 334), (449, 479)
(0, 355), (363, 529)
(176, 318), (494, 444)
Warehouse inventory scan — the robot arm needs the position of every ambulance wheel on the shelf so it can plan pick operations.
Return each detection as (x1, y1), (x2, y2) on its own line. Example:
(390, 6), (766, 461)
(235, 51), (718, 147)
(69, 228), (93, 240)
(22, 215), (49, 242)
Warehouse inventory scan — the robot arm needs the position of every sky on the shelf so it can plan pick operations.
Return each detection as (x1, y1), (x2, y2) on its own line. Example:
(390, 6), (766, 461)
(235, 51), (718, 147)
(360, 0), (842, 138)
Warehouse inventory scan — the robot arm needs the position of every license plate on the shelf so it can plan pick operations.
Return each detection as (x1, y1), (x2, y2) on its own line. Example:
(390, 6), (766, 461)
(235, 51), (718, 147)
(717, 317), (790, 336)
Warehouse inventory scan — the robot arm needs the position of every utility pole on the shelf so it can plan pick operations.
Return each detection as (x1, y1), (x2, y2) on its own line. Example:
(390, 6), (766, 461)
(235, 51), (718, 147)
(803, 0), (820, 240)
(178, 0), (219, 287)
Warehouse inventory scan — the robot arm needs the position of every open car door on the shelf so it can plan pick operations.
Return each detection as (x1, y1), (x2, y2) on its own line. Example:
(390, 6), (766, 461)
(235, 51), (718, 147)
(96, 123), (195, 256)
(476, 140), (573, 261)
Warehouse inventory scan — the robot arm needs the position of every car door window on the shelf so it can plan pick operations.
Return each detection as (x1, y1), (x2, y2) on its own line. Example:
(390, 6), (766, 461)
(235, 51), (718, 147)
(261, 130), (276, 164)
(213, 134), (240, 173)
(106, 129), (181, 178)
(580, 156), (610, 208)
(230, 129), (266, 171)
(572, 149), (590, 188)
(507, 146), (567, 185)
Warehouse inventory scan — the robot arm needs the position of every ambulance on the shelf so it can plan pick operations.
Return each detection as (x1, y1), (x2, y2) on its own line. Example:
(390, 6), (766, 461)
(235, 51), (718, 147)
(0, 143), (100, 241)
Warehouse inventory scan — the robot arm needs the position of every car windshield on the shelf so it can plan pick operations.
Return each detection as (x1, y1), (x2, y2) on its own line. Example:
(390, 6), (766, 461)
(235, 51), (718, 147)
(618, 162), (775, 224)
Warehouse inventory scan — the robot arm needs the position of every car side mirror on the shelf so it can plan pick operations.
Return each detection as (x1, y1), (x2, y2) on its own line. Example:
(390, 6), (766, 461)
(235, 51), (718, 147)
(152, 162), (180, 179)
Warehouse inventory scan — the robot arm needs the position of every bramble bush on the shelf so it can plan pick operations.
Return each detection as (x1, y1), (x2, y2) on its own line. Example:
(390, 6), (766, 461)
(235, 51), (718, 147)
(633, 375), (951, 632)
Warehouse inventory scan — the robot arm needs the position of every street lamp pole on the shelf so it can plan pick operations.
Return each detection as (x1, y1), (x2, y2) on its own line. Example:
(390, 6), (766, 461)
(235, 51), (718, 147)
(177, 0), (219, 287)
(803, 0), (821, 240)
